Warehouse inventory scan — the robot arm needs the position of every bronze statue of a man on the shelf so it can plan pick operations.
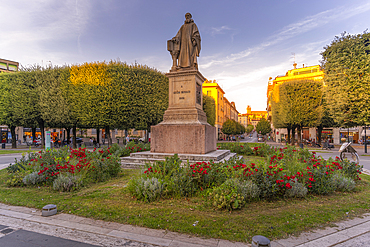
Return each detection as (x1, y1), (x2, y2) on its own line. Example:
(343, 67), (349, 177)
(169, 13), (201, 70)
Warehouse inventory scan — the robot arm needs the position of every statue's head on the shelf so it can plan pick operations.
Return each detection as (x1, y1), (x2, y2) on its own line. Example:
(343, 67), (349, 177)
(185, 13), (192, 20)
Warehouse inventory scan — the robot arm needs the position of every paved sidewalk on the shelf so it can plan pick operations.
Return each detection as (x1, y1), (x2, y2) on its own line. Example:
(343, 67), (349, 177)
(1, 203), (370, 247)
(271, 214), (370, 247)
(0, 203), (248, 247)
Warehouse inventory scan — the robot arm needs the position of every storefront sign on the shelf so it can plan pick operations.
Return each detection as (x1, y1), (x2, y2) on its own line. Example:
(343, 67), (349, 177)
(321, 130), (333, 134)
(340, 127), (359, 132)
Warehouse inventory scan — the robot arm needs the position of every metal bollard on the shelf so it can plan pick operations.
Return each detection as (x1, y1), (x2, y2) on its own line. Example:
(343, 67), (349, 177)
(42, 204), (57, 217)
(251, 235), (271, 247)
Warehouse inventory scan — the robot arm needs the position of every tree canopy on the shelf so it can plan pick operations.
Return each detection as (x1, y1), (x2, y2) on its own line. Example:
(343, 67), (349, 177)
(321, 31), (370, 127)
(246, 124), (254, 133)
(0, 61), (169, 147)
(221, 119), (245, 137)
(256, 118), (272, 136)
(203, 94), (216, 126)
(271, 80), (323, 128)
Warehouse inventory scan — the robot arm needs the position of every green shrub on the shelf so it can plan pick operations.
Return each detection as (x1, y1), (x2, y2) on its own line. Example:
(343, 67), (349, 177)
(217, 142), (254, 155)
(112, 142), (150, 157)
(209, 179), (245, 211)
(6, 171), (28, 187)
(340, 159), (362, 181)
(53, 174), (82, 192)
(251, 164), (281, 199)
(306, 164), (335, 195)
(128, 177), (164, 202)
(6, 153), (36, 174)
(6, 162), (27, 174)
(330, 173), (356, 192)
(86, 154), (121, 183)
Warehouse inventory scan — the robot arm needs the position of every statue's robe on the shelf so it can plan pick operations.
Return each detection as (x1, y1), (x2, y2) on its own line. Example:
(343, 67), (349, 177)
(175, 21), (201, 68)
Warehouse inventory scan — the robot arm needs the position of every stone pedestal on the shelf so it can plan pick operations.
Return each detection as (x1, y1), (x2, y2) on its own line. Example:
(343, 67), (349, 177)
(151, 69), (216, 154)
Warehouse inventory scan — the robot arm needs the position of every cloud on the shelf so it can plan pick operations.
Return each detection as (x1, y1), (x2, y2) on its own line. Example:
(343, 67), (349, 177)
(0, 0), (91, 66)
(198, 1), (370, 112)
(210, 25), (232, 36)
(201, 1), (370, 70)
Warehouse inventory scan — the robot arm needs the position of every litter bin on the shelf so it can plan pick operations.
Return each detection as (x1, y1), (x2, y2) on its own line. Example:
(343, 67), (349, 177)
(1, 143), (5, 149)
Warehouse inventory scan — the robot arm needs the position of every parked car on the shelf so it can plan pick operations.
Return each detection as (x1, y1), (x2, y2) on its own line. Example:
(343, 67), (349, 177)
(257, 134), (264, 142)
(62, 137), (83, 145)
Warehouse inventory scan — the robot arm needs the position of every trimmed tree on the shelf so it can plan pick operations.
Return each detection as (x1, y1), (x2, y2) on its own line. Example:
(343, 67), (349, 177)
(256, 118), (272, 136)
(221, 119), (236, 139)
(275, 79), (323, 144)
(321, 31), (370, 127)
(203, 94), (216, 126)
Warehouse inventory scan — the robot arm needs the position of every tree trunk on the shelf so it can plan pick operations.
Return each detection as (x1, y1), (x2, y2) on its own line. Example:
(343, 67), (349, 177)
(291, 127), (296, 146)
(32, 127), (36, 142)
(11, 126), (16, 149)
(317, 126), (323, 145)
(72, 125), (77, 149)
(97, 128), (100, 147)
(287, 127), (291, 145)
(66, 127), (71, 145)
(39, 121), (45, 148)
(297, 126), (302, 144)
(105, 126), (112, 147)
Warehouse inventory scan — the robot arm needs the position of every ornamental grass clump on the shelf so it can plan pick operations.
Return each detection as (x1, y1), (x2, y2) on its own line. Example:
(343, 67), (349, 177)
(52, 174), (82, 192)
(128, 177), (164, 202)
(285, 181), (307, 198)
(330, 173), (356, 192)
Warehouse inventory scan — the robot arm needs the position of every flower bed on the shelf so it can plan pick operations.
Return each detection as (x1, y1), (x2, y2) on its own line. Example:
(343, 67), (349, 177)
(108, 142), (150, 157)
(216, 142), (271, 156)
(6, 146), (121, 191)
(128, 145), (362, 210)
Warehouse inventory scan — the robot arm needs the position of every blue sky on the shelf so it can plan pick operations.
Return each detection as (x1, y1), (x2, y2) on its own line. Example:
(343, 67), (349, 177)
(1, 0), (370, 113)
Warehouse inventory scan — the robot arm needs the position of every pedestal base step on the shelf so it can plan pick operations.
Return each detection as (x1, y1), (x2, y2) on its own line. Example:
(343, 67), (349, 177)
(121, 150), (238, 169)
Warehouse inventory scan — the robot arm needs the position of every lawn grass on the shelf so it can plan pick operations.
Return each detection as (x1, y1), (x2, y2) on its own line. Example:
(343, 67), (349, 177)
(0, 168), (370, 243)
(242, 155), (266, 163)
(0, 150), (27, 155)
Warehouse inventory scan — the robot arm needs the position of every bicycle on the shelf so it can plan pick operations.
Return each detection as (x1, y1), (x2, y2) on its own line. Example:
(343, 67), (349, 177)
(339, 142), (359, 164)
